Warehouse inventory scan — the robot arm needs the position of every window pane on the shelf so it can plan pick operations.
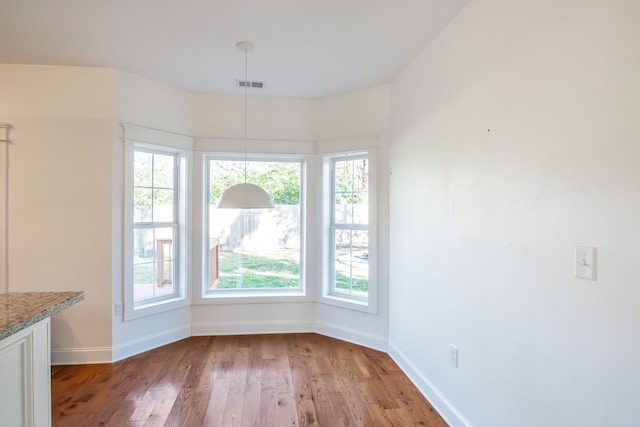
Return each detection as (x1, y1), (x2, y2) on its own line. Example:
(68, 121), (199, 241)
(134, 151), (176, 224)
(209, 160), (300, 205)
(354, 192), (369, 225)
(134, 188), (152, 222)
(208, 159), (301, 291)
(334, 192), (353, 224)
(334, 158), (368, 225)
(335, 160), (354, 192)
(352, 158), (368, 192)
(333, 229), (368, 296)
(133, 262), (155, 301)
(153, 189), (174, 222)
(134, 151), (152, 187)
(133, 228), (155, 260)
(133, 226), (176, 303)
(153, 153), (175, 188)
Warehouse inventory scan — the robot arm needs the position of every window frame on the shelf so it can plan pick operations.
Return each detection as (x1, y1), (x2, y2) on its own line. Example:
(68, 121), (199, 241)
(320, 149), (378, 314)
(329, 153), (369, 301)
(132, 148), (180, 304)
(198, 152), (309, 301)
(123, 128), (192, 321)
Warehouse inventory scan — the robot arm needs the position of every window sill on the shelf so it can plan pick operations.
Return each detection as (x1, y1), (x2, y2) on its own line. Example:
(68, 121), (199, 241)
(125, 295), (189, 321)
(194, 290), (311, 305)
(317, 293), (377, 314)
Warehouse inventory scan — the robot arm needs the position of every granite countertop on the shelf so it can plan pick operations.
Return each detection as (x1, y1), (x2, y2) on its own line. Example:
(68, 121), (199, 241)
(0, 291), (85, 340)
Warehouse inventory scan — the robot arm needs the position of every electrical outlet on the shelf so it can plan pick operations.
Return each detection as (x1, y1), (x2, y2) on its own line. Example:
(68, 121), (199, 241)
(114, 302), (123, 316)
(449, 344), (458, 368)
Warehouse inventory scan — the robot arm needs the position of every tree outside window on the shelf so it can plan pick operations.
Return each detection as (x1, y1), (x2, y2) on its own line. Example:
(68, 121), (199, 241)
(205, 158), (303, 293)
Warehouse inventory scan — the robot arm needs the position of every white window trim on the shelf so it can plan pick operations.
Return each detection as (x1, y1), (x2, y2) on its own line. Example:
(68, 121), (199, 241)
(191, 138), (315, 305)
(201, 153), (307, 299)
(319, 148), (378, 314)
(122, 125), (193, 320)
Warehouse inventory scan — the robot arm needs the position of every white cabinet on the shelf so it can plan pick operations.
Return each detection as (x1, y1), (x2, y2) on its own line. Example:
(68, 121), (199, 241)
(0, 318), (51, 427)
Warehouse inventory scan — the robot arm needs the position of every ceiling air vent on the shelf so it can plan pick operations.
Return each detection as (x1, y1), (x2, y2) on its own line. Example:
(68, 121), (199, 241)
(237, 80), (264, 88)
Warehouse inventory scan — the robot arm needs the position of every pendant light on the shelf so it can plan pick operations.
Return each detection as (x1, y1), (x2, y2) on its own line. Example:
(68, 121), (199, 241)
(216, 42), (274, 209)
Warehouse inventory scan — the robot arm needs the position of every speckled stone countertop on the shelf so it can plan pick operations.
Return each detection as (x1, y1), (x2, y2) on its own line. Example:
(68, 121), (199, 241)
(0, 291), (85, 340)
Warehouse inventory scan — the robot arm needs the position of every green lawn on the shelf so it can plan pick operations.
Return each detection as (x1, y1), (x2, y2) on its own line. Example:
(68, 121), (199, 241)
(335, 273), (368, 294)
(218, 251), (300, 288)
(135, 250), (368, 294)
(219, 250), (368, 293)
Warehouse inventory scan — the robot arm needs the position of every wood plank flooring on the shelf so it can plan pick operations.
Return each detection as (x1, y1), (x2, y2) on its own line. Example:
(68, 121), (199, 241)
(51, 334), (447, 426)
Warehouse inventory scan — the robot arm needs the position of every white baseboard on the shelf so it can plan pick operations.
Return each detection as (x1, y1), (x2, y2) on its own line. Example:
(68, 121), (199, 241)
(111, 325), (191, 363)
(51, 321), (383, 364)
(388, 340), (472, 427)
(52, 325), (191, 365)
(192, 320), (388, 354)
(51, 346), (113, 365)
(191, 320), (315, 336)
(315, 320), (388, 352)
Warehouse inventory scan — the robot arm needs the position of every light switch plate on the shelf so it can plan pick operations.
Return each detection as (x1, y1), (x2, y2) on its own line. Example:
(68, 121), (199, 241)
(575, 246), (596, 280)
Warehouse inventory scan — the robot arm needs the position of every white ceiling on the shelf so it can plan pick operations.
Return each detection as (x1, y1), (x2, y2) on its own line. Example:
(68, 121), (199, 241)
(0, 0), (469, 98)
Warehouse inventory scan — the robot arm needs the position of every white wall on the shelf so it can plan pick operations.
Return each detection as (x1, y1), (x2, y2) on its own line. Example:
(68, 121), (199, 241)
(314, 84), (390, 142)
(0, 66), (197, 363)
(194, 93), (315, 141)
(191, 89), (391, 350)
(111, 70), (194, 361)
(388, 0), (640, 426)
(0, 64), (390, 364)
(0, 65), (114, 363)
(314, 85), (391, 350)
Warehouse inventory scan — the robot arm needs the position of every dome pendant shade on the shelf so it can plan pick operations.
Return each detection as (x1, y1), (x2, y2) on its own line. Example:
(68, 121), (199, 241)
(216, 183), (274, 209)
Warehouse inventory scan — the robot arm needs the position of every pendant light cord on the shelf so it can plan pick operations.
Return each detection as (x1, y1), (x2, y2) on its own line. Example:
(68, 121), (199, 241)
(243, 46), (248, 183)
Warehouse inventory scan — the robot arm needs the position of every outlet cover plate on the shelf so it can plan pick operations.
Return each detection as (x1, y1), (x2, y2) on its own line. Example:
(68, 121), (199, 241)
(449, 344), (458, 367)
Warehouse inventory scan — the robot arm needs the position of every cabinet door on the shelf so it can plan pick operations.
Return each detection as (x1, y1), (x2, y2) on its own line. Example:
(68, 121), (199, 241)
(0, 318), (51, 427)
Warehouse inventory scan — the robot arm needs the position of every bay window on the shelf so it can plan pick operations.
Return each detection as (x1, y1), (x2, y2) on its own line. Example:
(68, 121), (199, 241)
(122, 129), (380, 316)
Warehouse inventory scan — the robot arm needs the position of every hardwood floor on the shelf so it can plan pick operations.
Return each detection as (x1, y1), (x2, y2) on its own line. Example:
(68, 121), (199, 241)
(51, 334), (447, 426)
